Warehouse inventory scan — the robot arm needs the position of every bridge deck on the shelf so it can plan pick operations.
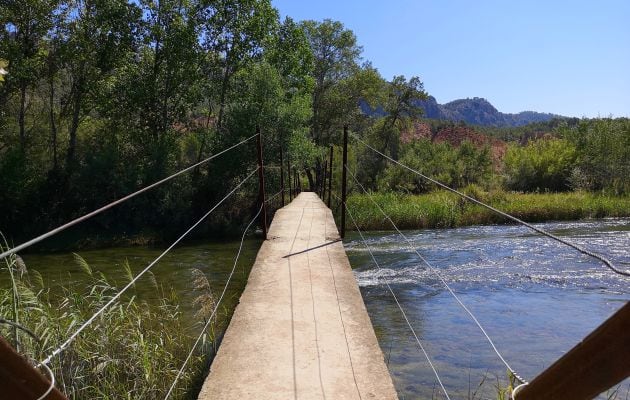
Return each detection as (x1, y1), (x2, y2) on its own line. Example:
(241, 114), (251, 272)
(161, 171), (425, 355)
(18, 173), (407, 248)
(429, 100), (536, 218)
(198, 192), (397, 399)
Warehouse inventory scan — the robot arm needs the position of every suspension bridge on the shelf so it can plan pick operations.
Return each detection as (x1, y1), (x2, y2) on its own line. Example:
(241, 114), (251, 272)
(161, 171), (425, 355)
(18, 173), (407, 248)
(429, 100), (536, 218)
(0, 126), (628, 400)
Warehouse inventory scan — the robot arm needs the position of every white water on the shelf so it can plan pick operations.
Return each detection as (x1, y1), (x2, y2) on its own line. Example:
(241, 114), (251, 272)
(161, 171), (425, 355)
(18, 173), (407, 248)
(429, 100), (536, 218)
(346, 218), (630, 399)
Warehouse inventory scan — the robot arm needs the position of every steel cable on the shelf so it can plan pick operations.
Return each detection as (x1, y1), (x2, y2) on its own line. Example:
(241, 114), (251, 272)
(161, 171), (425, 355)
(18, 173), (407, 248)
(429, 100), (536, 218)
(163, 202), (265, 399)
(264, 188), (288, 204)
(345, 166), (528, 384)
(39, 167), (259, 366)
(0, 134), (258, 261)
(338, 194), (451, 400)
(351, 133), (630, 277)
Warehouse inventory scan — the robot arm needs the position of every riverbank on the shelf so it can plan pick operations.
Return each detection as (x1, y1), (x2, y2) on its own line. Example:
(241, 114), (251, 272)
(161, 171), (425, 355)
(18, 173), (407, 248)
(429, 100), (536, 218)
(2, 236), (262, 399)
(346, 190), (630, 230)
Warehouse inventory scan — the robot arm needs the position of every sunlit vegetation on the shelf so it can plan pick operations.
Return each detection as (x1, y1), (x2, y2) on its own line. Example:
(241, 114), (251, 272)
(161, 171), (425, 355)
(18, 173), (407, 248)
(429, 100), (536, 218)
(347, 189), (630, 231)
(0, 236), (217, 399)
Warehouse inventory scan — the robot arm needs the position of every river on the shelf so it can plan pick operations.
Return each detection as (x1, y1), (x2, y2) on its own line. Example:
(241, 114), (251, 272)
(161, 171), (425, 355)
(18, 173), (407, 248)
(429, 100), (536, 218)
(346, 218), (630, 399)
(19, 238), (263, 339)
(16, 218), (630, 399)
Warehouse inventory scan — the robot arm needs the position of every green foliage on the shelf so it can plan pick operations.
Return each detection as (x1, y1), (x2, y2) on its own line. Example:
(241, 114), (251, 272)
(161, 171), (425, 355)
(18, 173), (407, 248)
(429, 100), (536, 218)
(1, 0), (627, 248)
(267, 17), (314, 95)
(0, 244), (209, 399)
(0, 58), (7, 83)
(560, 118), (630, 194)
(301, 18), (364, 145)
(475, 117), (580, 142)
(288, 128), (321, 169)
(377, 139), (492, 193)
(202, 0), (279, 129)
(347, 191), (630, 231)
(0, 0), (315, 243)
(503, 138), (576, 192)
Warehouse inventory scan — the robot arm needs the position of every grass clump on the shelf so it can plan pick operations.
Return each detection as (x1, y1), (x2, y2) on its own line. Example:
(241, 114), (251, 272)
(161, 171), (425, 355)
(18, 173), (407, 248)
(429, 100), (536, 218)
(347, 190), (630, 231)
(0, 237), (214, 399)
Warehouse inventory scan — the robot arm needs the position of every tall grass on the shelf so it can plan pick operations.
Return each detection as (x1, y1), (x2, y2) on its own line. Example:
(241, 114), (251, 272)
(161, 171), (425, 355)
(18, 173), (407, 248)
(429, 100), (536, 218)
(0, 237), (215, 399)
(346, 189), (630, 231)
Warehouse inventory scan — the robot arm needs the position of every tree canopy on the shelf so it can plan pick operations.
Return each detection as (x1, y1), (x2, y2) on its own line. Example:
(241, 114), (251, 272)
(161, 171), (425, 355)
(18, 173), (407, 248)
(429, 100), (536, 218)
(1, 2), (626, 245)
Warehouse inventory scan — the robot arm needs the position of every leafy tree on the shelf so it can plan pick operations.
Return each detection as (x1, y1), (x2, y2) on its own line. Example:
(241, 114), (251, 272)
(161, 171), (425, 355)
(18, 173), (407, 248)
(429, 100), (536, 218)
(377, 139), (492, 193)
(453, 140), (491, 188)
(300, 18), (362, 146)
(300, 20), (388, 189)
(0, 58), (7, 84)
(57, 0), (141, 166)
(378, 139), (456, 193)
(561, 118), (630, 194)
(379, 75), (426, 158)
(354, 75), (427, 189)
(201, 0), (279, 130)
(503, 138), (577, 192)
(266, 16), (314, 96)
(0, 0), (57, 151)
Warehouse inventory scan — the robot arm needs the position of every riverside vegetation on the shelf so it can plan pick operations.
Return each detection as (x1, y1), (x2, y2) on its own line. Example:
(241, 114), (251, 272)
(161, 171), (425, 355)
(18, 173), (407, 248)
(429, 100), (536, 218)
(2, 0), (629, 398)
(347, 189), (630, 231)
(0, 236), (218, 399)
(346, 117), (629, 228)
(1, 0), (628, 245)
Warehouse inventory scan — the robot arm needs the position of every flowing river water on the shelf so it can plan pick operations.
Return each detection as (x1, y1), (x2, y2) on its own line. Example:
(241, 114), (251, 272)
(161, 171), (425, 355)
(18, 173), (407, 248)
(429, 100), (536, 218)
(346, 218), (630, 399)
(15, 218), (630, 399)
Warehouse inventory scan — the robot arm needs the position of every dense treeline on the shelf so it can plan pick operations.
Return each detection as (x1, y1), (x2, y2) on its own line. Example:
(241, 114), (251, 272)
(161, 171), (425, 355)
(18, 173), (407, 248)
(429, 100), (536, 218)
(1, 1), (628, 246)
(372, 117), (630, 196)
(0, 0), (429, 244)
(502, 118), (630, 194)
(0, 0), (321, 243)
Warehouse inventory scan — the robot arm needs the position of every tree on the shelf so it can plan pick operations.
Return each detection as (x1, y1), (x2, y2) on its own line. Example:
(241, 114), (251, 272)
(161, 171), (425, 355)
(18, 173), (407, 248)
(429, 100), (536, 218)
(378, 138), (456, 193)
(503, 138), (577, 192)
(58, 0), (140, 166)
(0, 0), (57, 151)
(379, 75), (426, 158)
(300, 19), (362, 146)
(377, 138), (492, 193)
(267, 17), (314, 96)
(201, 0), (279, 130)
(300, 20), (389, 190)
(0, 58), (7, 84)
(561, 118), (630, 194)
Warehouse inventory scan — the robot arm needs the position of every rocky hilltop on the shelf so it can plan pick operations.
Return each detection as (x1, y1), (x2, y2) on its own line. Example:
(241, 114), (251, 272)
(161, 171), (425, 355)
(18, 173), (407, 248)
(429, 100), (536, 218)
(415, 96), (562, 127)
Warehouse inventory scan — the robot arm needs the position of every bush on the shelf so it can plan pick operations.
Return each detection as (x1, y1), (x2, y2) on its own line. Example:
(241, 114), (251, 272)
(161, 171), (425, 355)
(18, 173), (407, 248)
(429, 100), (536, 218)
(561, 118), (630, 194)
(0, 240), (212, 399)
(503, 138), (576, 192)
(377, 139), (492, 194)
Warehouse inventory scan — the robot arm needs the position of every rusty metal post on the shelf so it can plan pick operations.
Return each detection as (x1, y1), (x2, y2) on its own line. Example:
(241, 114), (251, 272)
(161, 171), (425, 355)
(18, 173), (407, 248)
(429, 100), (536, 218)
(327, 145), (333, 208)
(517, 301), (630, 400)
(280, 146), (285, 207)
(256, 126), (267, 239)
(341, 125), (348, 238)
(319, 160), (328, 201)
(0, 336), (67, 400)
(287, 155), (292, 201)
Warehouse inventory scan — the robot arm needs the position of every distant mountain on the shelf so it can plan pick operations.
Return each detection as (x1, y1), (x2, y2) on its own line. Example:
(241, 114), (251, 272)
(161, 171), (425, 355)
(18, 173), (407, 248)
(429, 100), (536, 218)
(414, 96), (563, 127)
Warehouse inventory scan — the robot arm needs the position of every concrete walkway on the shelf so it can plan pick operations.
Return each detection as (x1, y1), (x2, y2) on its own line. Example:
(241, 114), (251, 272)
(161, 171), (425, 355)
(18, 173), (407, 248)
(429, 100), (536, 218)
(198, 192), (398, 399)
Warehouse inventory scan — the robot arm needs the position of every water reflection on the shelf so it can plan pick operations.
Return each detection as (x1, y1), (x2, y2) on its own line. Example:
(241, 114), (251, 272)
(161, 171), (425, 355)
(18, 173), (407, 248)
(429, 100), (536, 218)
(19, 238), (262, 331)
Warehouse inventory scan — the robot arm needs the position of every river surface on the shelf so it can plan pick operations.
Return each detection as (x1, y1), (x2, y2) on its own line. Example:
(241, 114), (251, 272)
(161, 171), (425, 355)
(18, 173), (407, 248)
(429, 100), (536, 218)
(19, 238), (263, 340)
(15, 218), (630, 399)
(346, 218), (630, 399)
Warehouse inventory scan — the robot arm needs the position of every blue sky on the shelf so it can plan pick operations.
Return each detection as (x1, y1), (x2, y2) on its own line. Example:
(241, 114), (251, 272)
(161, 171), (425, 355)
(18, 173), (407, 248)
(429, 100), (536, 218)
(271, 0), (630, 118)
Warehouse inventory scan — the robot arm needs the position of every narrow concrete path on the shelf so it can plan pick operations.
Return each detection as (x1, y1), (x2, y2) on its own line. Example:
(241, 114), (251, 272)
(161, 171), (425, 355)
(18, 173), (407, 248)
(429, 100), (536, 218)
(198, 192), (398, 399)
